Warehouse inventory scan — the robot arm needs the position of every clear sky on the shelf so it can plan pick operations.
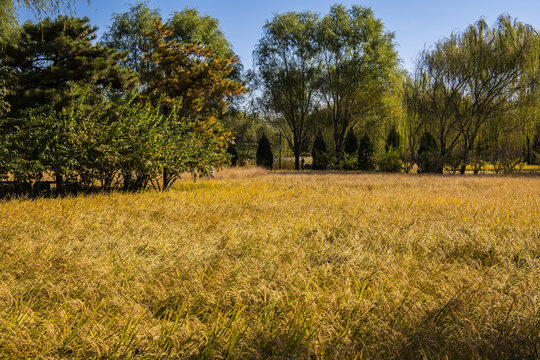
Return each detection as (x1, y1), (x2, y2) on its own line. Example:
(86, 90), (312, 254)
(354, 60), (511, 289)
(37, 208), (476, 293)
(18, 0), (540, 73)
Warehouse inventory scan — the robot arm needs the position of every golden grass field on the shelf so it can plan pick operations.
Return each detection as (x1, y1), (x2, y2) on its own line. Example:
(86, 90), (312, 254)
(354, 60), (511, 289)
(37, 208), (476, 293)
(0, 168), (538, 359)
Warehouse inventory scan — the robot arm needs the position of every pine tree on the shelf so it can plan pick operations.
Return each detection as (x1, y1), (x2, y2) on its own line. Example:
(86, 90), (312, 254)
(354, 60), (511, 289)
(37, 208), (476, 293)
(417, 131), (442, 173)
(418, 132), (438, 154)
(358, 133), (375, 170)
(2, 16), (137, 115)
(312, 131), (329, 170)
(256, 134), (273, 169)
(344, 129), (358, 155)
(385, 125), (401, 152)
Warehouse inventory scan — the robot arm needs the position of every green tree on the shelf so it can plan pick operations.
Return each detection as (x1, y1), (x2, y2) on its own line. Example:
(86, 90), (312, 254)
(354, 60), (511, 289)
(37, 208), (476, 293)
(317, 4), (398, 163)
(254, 11), (320, 170)
(344, 129), (358, 155)
(410, 15), (538, 174)
(312, 130), (329, 170)
(167, 8), (234, 59)
(102, 4), (239, 77)
(2, 16), (137, 115)
(143, 21), (244, 188)
(385, 125), (401, 152)
(416, 131), (443, 173)
(101, 1), (160, 74)
(0, 0), (75, 41)
(357, 133), (374, 170)
(256, 134), (273, 169)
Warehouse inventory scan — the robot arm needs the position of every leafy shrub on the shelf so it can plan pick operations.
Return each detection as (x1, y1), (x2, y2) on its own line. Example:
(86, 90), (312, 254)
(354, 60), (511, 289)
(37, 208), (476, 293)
(256, 134), (273, 169)
(375, 147), (403, 172)
(342, 153), (358, 170)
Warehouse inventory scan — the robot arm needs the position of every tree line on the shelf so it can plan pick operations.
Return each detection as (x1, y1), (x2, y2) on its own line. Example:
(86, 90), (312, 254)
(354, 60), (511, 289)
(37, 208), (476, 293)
(251, 5), (539, 173)
(0, 1), (539, 196)
(0, 4), (244, 194)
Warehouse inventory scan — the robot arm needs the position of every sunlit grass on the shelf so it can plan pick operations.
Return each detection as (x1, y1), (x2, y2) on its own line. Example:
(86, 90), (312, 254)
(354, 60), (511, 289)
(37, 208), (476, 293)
(0, 170), (538, 358)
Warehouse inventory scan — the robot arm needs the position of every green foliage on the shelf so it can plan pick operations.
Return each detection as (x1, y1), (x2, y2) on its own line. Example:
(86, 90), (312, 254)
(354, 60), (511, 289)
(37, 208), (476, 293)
(374, 147), (402, 172)
(416, 131), (443, 173)
(357, 133), (375, 171)
(101, 1), (161, 74)
(385, 125), (401, 152)
(344, 129), (358, 155)
(167, 8), (234, 59)
(103, 3), (238, 76)
(407, 15), (539, 174)
(0, 0), (75, 42)
(143, 21), (244, 117)
(2, 16), (137, 115)
(0, 87), (167, 189)
(532, 132), (540, 165)
(342, 153), (358, 170)
(317, 4), (399, 160)
(254, 11), (320, 170)
(256, 134), (273, 169)
(312, 131), (329, 170)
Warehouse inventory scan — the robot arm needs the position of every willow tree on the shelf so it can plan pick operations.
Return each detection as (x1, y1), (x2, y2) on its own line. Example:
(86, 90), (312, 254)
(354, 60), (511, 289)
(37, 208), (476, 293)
(317, 4), (398, 162)
(167, 8), (234, 59)
(451, 16), (538, 172)
(411, 15), (538, 173)
(405, 37), (465, 163)
(101, 1), (160, 74)
(254, 11), (320, 170)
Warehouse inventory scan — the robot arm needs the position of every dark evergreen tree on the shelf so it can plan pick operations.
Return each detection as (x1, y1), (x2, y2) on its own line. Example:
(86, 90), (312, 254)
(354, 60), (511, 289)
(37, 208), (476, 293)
(227, 143), (238, 166)
(344, 129), (358, 155)
(532, 131), (540, 165)
(417, 131), (443, 173)
(2, 16), (137, 115)
(312, 131), (329, 170)
(256, 134), (273, 169)
(385, 125), (401, 152)
(418, 131), (438, 154)
(358, 133), (375, 170)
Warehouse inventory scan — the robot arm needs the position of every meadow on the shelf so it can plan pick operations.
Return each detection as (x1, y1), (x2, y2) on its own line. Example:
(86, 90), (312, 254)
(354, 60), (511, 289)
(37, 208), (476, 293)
(0, 169), (538, 359)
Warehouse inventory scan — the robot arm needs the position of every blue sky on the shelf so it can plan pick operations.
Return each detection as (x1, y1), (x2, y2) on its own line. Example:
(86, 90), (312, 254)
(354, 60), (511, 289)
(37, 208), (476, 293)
(18, 0), (540, 73)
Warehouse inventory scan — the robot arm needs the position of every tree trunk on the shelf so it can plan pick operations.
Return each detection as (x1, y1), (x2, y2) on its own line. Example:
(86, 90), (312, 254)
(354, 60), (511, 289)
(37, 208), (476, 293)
(55, 173), (64, 195)
(162, 168), (169, 191)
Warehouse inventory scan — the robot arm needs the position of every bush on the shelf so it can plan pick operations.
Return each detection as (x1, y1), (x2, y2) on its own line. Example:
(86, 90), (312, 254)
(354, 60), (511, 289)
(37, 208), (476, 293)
(358, 134), (375, 171)
(256, 134), (273, 169)
(342, 153), (358, 170)
(312, 131), (329, 170)
(375, 147), (403, 172)
(487, 142), (524, 174)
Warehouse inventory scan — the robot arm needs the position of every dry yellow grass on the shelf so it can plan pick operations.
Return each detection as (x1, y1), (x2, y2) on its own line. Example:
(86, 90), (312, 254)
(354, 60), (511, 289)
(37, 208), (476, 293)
(0, 170), (538, 359)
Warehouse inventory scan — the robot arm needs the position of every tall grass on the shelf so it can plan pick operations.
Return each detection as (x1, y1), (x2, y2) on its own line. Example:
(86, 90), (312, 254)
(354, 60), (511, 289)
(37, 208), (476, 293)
(0, 171), (538, 359)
